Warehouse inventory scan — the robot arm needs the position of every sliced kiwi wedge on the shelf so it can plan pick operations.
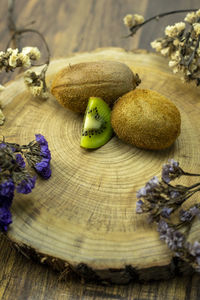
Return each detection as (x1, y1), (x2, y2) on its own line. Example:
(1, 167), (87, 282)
(80, 97), (113, 149)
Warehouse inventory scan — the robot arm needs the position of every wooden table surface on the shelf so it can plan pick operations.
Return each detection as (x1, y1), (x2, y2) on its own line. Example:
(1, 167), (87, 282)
(1, 0), (200, 299)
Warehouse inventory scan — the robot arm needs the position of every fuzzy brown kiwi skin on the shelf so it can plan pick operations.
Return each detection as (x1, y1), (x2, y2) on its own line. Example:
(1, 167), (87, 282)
(111, 89), (181, 150)
(51, 61), (140, 113)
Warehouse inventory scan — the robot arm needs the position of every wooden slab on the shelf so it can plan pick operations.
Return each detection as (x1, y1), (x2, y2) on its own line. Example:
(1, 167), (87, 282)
(1, 48), (200, 284)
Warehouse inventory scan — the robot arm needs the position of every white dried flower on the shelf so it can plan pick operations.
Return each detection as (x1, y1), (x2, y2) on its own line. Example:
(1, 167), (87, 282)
(22, 47), (41, 60)
(196, 9), (200, 17)
(173, 39), (180, 47)
(8, 48), (19, 67)
(123, 14), (133, 28)
(0, 47), (41, 72)
(184, 11), (197, 24)
(186, 69), (192, 75)
(123, 13), (144, 28)
(29, 84), (43, 97)
(160, 47), (170, 56)
(24, 69), (48, 99)
(17, 53), (31, 68)
(148, 9), (200, 86)
(151, 40), (162, 52)
(190, 62), (198, 72)
(7, 48), (13, 55)
(24, 73), (33, 85)
(172, 66), (179, 74)
(169, 60), (178, 68)
(193, 23), (200, 36)
(133, 14), (144, 25)
(29, 85), (48, 99)
(170, 50), (181, 61)
(165, 22), (185, 38)
(0, 108), (5, 125)
(175, 22), (186, 32)
(165, 25), (175, 37)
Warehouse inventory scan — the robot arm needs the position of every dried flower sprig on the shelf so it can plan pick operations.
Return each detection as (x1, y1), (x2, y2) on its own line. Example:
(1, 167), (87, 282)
(136, 159), (200, 272)
(0, 0), (51, 125)
(124, 9), (200, 85)
(124, 9), (198, 37)
(0, 47), (41, 72)
(2, 0), (50, 99)
(0, 134), (51, 232)
(24, 65), (49, 99)
(7, 27), (51, 99)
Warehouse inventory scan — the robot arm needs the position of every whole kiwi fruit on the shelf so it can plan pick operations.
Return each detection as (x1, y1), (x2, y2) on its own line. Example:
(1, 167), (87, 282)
(111, 89), (181, 150)
(51, 60), (140, 113)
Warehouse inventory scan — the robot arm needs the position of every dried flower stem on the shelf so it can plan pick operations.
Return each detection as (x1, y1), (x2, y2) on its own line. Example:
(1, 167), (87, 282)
(186, 33), (200, 67)
(8, 0), (16, 33)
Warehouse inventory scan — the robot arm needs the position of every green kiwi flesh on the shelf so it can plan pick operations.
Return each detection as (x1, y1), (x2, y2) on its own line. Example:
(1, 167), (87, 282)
(80, 97), (113, 149)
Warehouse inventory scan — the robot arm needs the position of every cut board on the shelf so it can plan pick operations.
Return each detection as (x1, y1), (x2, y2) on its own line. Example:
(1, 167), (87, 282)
(1, 48), (200, 284)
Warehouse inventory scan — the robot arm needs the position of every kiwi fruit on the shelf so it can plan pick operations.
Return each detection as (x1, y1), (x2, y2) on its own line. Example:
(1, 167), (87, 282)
(111, 89), (181, 150)
(51, 60), (141, 113)
(80, 97), (113, 149)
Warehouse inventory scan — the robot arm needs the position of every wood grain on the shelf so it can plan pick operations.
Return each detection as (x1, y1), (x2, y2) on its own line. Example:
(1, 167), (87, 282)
(1, 0), (200, 299)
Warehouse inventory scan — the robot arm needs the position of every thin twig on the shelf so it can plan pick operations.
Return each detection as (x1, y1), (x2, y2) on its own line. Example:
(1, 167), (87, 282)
(183, 170), (200, 177)
(7, 0), (16, 32)
(186, 34), (200, 67)
(7, 29), (50, 65)
(7, 0), (22, 49)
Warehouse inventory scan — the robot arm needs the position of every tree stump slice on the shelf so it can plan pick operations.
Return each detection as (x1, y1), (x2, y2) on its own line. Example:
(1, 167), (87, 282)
(1, 48), (200, 284)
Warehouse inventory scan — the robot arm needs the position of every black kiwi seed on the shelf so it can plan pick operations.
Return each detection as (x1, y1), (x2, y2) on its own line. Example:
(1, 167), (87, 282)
(80, 97), (113, 149)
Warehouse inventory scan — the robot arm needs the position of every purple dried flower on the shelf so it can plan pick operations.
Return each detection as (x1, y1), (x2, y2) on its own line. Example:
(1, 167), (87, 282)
(189, 206), (200, 217)
(161, 207), (173, 218)
(168, 231), (184, 251)
(136, 200), (144, 213)
(35, 157), (51, 179)
(35, 134), (47, 145)
(136, 187), (147, 198)
(0, 179), (15, 208)
(35, 158), (49, 172)
(157, 219), (169, 239)
(187, 241), (200, 271)
(179, 206), (200, 222)
(35, 134), (51, 159)
(0, 207), (12, 231)
(34, 134), (51, 179)
(16, 176), (36, 194)
(137, 176), (159, 199)
(158, 219), (184, 251)
(15, 154), (25, 168)
(0, 179), (15, 199)
(40, 166), (51, 179)
(187, 240), (200, 265)
(40, 144), (51, 159)
(162, 159), (182, 183)
(0, 143), (6, 149)
(190, 241), (200, 257)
